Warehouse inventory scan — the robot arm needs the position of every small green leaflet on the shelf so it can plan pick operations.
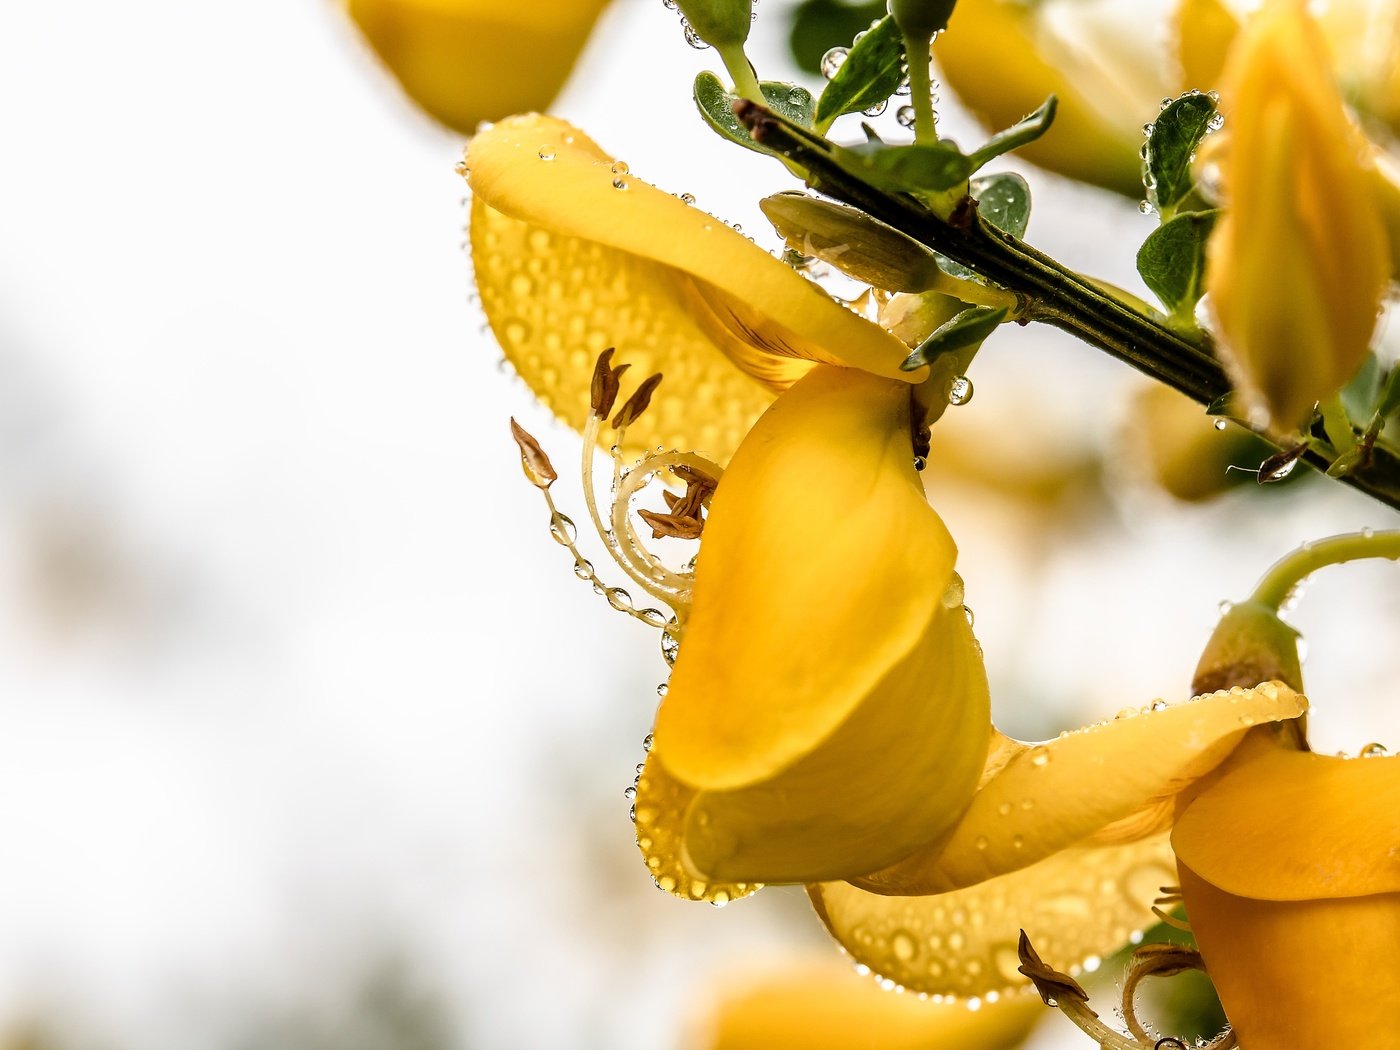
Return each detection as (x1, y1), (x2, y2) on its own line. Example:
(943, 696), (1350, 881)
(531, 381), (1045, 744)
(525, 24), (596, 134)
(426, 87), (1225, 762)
(965, 96), (1057, 170)
(694, 73), (815, 155)
(901, 306), (1008, 371)
(1136, 209), (1219, 318)
(832, 135), (975, 192)
(1145, 92), (1218, 216)
(814, 14), (905, 129)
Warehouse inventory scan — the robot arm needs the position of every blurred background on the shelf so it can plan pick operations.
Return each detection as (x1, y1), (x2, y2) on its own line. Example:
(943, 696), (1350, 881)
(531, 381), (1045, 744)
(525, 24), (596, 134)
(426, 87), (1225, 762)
(0, 1), (1396, 1048)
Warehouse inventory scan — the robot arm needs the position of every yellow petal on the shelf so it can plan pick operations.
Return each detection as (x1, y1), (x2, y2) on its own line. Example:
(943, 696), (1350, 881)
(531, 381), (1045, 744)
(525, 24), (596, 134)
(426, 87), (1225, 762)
(471, 195), (777, 460)
(347, 0), (607, 134)
(936, 1), (1148, 197)
(810, 837), (1177, 1000)
(1173, 0), (1240, 92)
(692, 957), (1042, 1050)
(855, 683), (1306, 896)
(467, 117), (918, 451)
(649, 365), (990, 883)
(1179, 864), (1400, 1047)
(1205, 0), (1389, 429)
(632, 753), (759, 906)
(1173, 743), (1400, 900)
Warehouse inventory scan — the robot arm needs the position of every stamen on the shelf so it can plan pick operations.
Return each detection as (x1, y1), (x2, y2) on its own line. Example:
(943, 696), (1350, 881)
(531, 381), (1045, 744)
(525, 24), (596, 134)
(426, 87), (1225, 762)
(590, 347), (630, 419)
(1017, 932), (1235, 1050)
(612, 372), (664, 429)
(507, 419), (671, 631)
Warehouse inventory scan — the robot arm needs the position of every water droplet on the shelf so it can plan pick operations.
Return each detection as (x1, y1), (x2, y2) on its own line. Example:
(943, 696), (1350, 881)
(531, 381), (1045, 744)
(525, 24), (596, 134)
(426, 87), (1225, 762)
(1151, 700), (1168, 712)
(1029, 748), (1050, 768)
(612, 177), (629, 190)
(1218, 599), (1234, 614)
(912, 455), (927, 471)
(941, 574), (965, 609)
(661, 630), (680, 664)
(975, 835), (989, 850)
(642, 733), (654, 751)
(1360, 741), (1389, 757)
(679, 191), (696, 205)
(1214, 419), (1228, 430)
(573, 558), (593, 580)
(863, 99), (888, 117)
(623, 785), (637, 800)
(947, 375), (973, 406)
(1207, 112), (1226, 132)
(962, 605), (975, 627)
(891, 930), (918, 961)
(656, 682), (668, 698)
(628, 804), (637, 822)
(681, 17), (710, 48)
(1012, 834), (1025, 850)
(896, 105), (917, 128)
(997, 801), (1012, 817)
(549, 513), (578, 545)
(1143, 122), (1156, 135)
(1139, 200), (1155, 215)
(820, 47), (849, 78)
(537, 146), (555, 161)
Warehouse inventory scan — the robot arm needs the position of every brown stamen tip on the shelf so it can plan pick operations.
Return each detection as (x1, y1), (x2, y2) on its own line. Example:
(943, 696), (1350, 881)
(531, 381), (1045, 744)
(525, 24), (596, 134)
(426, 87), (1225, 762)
(670, 464), (718, 496)
(612, 373), (663, 429)
(637, 509), (705, 541)
(1016, 930), (1089, 1008)
(589, 347), (631, 419)
(509, 417), (557, 489)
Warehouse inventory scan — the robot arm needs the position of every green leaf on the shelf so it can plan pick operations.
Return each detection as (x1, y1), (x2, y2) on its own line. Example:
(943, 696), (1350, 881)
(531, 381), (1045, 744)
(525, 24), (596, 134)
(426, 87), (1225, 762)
(760, 191), (943, 291)
(788, 0), (886, 76)
(831, 133), (975, 193)
(1136, 209), (1219, 317)
(901, 306), (1008, 371)
(969, 172), (1031, 238)
(1146, 92), (1218, 216)
(694, 72), (815, 155)
(965, 96), (1057, 171)
(936, 174), (1031, 282)
(814, 14), (906, 127)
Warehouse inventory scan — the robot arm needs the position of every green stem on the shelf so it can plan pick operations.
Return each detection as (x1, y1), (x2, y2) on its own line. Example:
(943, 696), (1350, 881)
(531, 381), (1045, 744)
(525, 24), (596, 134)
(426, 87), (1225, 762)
(902, 33), (938, 146)
(733, 100), (1400, 514)
(1250, 531), (1400, 610)
(717, 43), (763, 105)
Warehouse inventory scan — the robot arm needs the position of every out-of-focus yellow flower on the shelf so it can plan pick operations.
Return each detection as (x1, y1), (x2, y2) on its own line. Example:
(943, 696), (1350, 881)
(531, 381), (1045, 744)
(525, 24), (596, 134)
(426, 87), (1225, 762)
(935, 0), (1168, 196)
(346, 0), (609, 134)
(1130, 383), (1267, 502)
(1204, 0), (1389, 431)
(690, 956), (1041, 1050)
(468, 114), (992, 893)
(1177, 0), (1400, 136)
(1172, 730), (1400, 1046)
(806, 682), (1307, 999)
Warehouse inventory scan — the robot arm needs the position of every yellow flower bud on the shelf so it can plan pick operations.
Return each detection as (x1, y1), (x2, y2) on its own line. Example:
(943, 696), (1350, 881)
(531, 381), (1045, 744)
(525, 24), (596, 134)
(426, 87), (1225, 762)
(345, 0), (608, 134)
(1204, 0), (1389, 430)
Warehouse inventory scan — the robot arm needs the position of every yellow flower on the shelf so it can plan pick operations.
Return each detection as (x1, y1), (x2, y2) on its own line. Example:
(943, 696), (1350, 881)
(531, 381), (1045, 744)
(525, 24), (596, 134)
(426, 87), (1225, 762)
(689, 955), (1041, 1050)
(468, 114), (993, 893)
(1203, 0), (1389, 430)
(934, 0), (1168, 196)
(345, 0), (609, 134)
(806, 682), (1307, 999)
(1173, 730), (1400, 1046)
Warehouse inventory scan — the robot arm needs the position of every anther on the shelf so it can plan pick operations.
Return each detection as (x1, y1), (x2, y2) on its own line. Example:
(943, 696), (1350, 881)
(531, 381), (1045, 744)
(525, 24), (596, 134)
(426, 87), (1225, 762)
(670, 463), (718, 496)
(509, 418), (557, 488)
(638, 509), (706, 540)
(612, 373), (664, 429)
(590, 347), (630, 419)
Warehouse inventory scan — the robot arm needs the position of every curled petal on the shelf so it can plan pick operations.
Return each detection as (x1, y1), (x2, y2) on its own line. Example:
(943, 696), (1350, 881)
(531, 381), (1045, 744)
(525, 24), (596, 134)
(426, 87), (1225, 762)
(650, 365), (990, 884)
(856, 683), (1306, 896)
(811, 837), (1177, 1000)
(467, 116), (919, 456)
(1173, 743), (1400, 900)
(691, 957), (1043, 1050)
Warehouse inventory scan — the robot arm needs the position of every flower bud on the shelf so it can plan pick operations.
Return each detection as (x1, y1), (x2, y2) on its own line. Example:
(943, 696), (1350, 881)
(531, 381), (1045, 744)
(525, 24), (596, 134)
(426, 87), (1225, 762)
(889, 0), (957, 43)
(1204, 0), (1389, 431)
(673, 0), (752, 48)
